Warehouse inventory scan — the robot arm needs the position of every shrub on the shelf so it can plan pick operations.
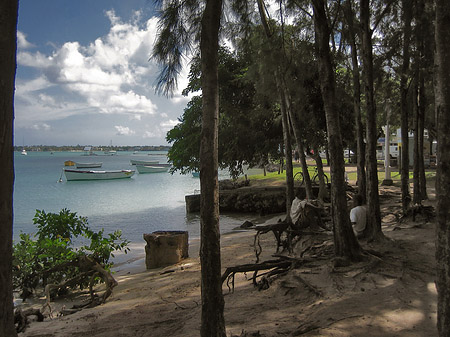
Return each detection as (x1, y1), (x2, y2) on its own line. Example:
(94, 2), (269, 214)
(13, 208), (129, 299)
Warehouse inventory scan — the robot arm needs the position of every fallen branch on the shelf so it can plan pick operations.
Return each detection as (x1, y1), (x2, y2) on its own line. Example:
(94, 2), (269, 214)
(222, 259), (292, 292)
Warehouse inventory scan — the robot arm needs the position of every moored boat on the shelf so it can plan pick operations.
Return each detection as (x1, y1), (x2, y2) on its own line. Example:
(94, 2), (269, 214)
(75, 162), (103, 168)
(21, 148), (27, 156)
(130, 159), (158, 165)
(64, 160), (76, 166)
(63, 169), (135, 181)
(136, 165), (169, 174)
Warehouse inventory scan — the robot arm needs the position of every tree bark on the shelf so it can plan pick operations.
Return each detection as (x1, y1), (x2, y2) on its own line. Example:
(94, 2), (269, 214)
(0, 1), (18, 336)
(434, 1), (450, 335)
(199, 0), (226, 336)
(277, 76), (295, 218)
(360, 0), (383, 240)
(283, 79), (313, 200)
(400, 0), (412, 214)
(344, 0), (366, 202)
(312, 0), (361, 261)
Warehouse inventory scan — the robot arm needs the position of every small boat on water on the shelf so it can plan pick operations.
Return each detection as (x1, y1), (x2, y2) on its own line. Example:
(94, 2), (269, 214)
(75, 162), (103, 168)
(63, 169), (135, 181)
(21, 148), (27, 156)
(136, 165), (170, 174)
(64, 160), (76, 166)
(130, 159), (158, 165)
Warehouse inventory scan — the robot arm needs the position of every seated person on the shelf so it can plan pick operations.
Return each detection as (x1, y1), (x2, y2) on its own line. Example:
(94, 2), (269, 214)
(350, 194), (367, 238)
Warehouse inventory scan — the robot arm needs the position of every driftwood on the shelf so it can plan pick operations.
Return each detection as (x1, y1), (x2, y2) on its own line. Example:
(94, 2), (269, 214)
(14, 307), (44, 333)
(253, 221), (289, 261)
(222, 259), (294, 292)
(43, 255), (117, 317)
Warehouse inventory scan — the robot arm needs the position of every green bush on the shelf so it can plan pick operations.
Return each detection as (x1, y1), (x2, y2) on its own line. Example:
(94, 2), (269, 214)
(13, 208), (129, 299)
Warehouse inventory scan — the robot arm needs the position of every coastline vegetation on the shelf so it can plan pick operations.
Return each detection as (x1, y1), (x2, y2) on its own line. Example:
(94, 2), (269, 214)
(13, 209), (129, 302)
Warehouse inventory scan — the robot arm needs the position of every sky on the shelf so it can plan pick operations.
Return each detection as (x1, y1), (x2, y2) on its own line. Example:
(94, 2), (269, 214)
(15, 0), (192, 147)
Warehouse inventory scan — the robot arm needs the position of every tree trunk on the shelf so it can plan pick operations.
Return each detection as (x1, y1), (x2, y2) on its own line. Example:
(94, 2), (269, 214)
(344, 0), (366, 202)
(312, 0), (361, 261)
(400, 0), (412, 214)
(277, 76), (295, 219)
(256, 0), (296, 215)
(416, 0), (428, 201)
(311, 145), (327, 201)
(199, 1), (226, 336)
(435, 1), (450, 335)
(283, 78), (313, 200)
(360, 0), (383, 240)
(412, 80), (421, 205)
(0, 1), (18, 336)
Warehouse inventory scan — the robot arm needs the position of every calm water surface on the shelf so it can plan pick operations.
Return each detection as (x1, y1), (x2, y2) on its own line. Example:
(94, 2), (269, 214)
(14, 151), (253, 264)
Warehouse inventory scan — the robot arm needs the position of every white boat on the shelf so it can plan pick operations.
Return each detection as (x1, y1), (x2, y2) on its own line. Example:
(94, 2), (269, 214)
(130, 159), (158, 165)
(63, 169), (135, 181)
(136, 165), (169, 174)
(75, 162), (103, 168)
(21, 148), (27, 156)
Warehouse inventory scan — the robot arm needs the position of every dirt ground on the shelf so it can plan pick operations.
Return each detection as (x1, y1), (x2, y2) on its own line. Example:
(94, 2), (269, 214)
(19, 179), (438, 337)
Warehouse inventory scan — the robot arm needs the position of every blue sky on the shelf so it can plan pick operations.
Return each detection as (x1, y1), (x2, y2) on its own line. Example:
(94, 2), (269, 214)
(15, 0), (191, 147)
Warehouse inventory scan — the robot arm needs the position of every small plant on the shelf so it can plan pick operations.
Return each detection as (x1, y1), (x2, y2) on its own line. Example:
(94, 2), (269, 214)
(13, 208), (129, 300)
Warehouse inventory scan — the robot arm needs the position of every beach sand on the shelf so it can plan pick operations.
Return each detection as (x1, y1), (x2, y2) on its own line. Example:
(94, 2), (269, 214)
(20, 182), (438, 337)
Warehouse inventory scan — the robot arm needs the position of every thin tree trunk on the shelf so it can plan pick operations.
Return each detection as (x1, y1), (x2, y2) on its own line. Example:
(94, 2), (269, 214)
(435, 1), (450, 335)
(311, 145), (327, 201)
(277, 76), (295, 219)
(360, 0), (383, 240)
(344, 0), (366, 201)
(412, 80), (421, 205)
(283, 78), (313, 199)
(416, 0), (428, 201)
(0, 1), (18, 336)
(199, 0), (226, 335)
(400, 0), (412, 214)
(312, 0), (361, 261)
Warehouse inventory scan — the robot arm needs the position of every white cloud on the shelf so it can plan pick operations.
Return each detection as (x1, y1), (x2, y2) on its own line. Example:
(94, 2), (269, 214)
(17, 31), (35, 49)
(143, 130), (158, 138)
(16, 10), (161, 122)
(31, 123), (51, 131)
(15, 9), (192, 145)
(115, 125), (135, 136)
(160, 119), (180, 130)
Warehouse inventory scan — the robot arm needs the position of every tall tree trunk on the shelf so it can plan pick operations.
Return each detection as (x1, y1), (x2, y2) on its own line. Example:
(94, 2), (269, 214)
(412, 80), (421, 205)
(199, 0), (226, 336)
(256, 0), (296, 214)
(360, 0), (383, 240)
(312, 0), (361, 261)
(344, 0), (366, 201)
(282, 77), (313, 200)
(416, 0), (428, 201)
(435, 1), (450, 335)
(0, 1), (18, 336)
(277, 76), (295, 219)
(400, 0), (412, 214)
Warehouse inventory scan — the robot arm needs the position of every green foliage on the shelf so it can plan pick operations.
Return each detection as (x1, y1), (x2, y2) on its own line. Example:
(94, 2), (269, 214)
(166, 46), (283, 179)
(12, 209), (129, 298)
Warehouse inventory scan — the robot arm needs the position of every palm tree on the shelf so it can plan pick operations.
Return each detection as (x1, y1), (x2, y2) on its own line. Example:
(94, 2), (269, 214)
(152, 1), (226, 335)
(0, 1), (18, 336)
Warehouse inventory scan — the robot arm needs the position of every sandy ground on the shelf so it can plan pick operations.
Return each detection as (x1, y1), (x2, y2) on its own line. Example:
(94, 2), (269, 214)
(19, 180), (438, 337)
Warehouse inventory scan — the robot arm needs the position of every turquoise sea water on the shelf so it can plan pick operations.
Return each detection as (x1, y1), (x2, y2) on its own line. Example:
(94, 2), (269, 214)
(13, 151), (251, 264)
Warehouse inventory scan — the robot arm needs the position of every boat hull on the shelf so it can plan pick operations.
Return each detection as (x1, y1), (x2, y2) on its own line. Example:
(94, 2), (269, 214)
(75, 162), (103, 168)
(63, 169), (135, 181)
(130, 159), (158, 165)
(136, 165), (169, 174)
